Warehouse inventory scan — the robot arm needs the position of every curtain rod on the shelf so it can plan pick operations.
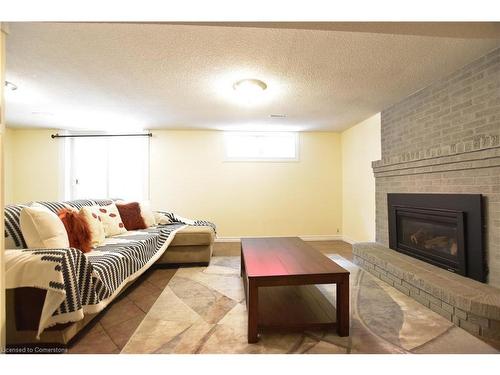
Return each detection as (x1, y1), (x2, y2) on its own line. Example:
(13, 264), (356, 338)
(51, 132), (152, 139)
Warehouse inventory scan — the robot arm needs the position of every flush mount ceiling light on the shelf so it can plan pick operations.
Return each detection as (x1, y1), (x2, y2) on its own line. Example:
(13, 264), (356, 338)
(5, 81), (18, 91)
(232, 79), (267, 102)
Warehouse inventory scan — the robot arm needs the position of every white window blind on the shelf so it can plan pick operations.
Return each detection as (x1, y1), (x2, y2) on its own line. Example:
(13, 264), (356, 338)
(65, 134), (149, 201)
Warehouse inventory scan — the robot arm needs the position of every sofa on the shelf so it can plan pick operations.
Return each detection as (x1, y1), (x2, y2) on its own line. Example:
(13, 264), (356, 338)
(4, 199), (216, 346)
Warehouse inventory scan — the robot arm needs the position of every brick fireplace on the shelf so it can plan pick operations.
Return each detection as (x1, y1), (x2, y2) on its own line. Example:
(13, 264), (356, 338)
(374, 46), (500, 288)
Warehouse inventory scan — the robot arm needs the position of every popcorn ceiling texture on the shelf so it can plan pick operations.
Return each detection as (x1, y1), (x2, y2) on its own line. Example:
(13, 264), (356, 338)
(374, 46), (500, 287)
(5, 23), (500, 131)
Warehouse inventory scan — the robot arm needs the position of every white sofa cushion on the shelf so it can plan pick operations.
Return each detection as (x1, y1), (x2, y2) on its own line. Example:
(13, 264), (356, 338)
(140, 201), (156, 227)
(154, 212), (173, 225)
(20, 203), (70, 249)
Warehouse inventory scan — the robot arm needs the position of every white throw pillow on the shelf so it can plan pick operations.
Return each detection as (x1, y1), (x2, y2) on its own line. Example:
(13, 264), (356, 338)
(20, 203), (70, 249)
(154, 212), (172, 225)
(80, 206), (106, 248)
(140, 201), (156, 227)
(96, 203), (127, 236)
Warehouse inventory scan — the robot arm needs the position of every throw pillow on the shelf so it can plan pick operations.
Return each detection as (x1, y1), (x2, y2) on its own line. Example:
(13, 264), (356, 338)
(154, 212), (173, 225)
(58, 208), (93, 253)
(20, 203), (70, 249)
(96, 203), (127, 236)
(80, 206), (106, 247)
(116, 202), (147, 230)
(139, 201), (156, 227)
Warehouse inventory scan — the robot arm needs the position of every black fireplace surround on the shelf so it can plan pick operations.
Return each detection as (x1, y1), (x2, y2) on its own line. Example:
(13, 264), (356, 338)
(388, 193), (486, 283)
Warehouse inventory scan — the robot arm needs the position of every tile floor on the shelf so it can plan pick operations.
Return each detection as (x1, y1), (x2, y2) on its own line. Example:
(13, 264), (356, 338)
(67, 240), (351, 354)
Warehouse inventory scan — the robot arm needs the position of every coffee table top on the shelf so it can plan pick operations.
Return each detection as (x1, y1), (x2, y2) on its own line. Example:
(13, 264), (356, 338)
(241, 237), (349, 278)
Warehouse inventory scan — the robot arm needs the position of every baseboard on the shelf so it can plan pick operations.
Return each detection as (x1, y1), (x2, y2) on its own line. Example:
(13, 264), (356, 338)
(341, 236), (358, 245)
(215, 235), (344, 243)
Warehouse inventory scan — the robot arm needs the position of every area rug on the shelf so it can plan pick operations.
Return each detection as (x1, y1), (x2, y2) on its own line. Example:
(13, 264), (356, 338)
(121, 255), (498, 354)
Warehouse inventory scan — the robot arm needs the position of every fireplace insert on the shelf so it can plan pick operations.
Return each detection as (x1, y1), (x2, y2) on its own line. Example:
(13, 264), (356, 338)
(387, 193), (486, 282)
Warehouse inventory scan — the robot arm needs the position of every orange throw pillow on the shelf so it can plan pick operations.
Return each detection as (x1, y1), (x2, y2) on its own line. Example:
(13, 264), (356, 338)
(116, 202), (147, 230)
(58, 208), (93, 253)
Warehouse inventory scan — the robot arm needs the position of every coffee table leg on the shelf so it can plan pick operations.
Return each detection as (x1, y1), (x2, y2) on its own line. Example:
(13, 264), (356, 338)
(247, 278), (259, 343)
(336, 278), (350, 337)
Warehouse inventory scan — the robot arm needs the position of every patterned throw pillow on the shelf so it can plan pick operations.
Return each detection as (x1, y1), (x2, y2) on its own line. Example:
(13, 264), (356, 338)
(96, 203), (127, 236)
(80, 206), (106, 247)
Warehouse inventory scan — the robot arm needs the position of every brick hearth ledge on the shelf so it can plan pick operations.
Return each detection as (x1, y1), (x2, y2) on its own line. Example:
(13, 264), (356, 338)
(353, 243), (500, 341)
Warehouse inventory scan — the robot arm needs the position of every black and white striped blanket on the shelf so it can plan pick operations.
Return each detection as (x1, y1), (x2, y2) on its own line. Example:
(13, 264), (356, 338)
(4, 200), (216, 338)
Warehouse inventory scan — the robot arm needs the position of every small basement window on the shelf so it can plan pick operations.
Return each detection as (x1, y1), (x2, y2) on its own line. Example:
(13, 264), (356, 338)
(224, 132), (299, 161)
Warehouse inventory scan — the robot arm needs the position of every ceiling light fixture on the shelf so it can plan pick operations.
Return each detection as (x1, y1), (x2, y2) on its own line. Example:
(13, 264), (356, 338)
(5, 81), (18, 91)
(233, 78), (267, 100)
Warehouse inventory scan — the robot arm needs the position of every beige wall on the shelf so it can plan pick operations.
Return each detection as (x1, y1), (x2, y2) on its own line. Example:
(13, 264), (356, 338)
(150, 130), (343, 238)
(4, 128), (61, 204)
(4, 124), (385, 242)
(341, 113), (381, 243)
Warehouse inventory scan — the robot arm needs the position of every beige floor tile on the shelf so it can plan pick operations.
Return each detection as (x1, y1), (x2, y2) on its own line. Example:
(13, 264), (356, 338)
(144, 268), (178, 289)
(121, 319), (192, 354)
(133, 292), (162, 313)
(100, 297), (145, 330)
(146, 286), (201, 323)
(68, 324), (119, 354)
(103, 314), (145, 349)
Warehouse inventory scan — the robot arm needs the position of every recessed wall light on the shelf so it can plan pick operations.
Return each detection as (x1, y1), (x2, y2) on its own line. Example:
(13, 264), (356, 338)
(5, 81), (18, 91)
(270, 114), (287, 118)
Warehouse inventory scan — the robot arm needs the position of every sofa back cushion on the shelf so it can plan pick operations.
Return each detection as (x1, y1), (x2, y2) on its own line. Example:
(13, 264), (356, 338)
(4, 199), (107, 249)
(64, 199), (98, 210)
(5, 204), (29, 249)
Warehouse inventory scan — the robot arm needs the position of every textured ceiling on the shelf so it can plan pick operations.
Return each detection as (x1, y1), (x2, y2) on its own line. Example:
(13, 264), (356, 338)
(5, 22), (500, 132)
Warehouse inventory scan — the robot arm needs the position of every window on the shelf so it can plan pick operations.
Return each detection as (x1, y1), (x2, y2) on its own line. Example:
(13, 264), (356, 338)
(64, 134), (149, 201)
(224, 132), (299, 161)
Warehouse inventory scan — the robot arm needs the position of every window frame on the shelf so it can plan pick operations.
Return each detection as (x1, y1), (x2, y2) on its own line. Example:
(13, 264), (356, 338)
(223, 131), (300, 162)
(61, 131), (150, 201)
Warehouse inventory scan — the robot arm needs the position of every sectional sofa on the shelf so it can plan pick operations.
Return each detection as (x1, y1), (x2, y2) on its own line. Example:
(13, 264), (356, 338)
(4, 199), (216, 346)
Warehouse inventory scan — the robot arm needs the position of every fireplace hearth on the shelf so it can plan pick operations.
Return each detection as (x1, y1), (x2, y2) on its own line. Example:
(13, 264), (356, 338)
(388, 193), (486, 282)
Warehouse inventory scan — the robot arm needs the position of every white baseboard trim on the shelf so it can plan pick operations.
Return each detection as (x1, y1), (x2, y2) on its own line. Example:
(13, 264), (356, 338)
(341, 236), (359, 245)
(215, 235), (344, 243)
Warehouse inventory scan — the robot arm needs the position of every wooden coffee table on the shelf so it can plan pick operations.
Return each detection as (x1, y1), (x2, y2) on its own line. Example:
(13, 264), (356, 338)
(240, 237), (350, 343)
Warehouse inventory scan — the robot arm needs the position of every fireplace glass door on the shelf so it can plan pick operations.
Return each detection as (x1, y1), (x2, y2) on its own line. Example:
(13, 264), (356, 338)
(395, 207), (466, 275)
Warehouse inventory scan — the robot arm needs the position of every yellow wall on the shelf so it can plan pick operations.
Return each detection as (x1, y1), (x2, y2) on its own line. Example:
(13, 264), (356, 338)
(4, 128), (61, 204)
(4, 123), (384, 242)
(341, 113), (381, 243)
(150, 130), (343, 238)
(4, 128), (14, 204)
